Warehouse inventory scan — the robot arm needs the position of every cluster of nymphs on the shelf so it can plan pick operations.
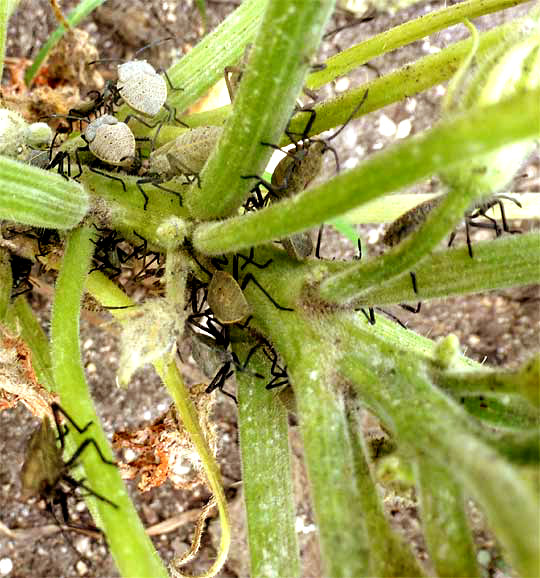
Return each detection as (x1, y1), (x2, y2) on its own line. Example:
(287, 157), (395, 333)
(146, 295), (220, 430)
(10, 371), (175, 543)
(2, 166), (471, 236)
(41, 38), (195, 210)
(184, 246), (291, 403)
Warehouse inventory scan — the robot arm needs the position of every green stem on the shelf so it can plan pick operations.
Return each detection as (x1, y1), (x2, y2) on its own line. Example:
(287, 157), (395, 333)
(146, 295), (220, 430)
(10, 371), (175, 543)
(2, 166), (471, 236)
(155, 359), (231, 578)
(289, 17), (521, 139)
(437, 354), (540, 408)
(233, 249), (371, 576)
(415, 458), (479, 577)
(84, 271), (231, 577)
(6, 297), (55, 389)
(453, 394), (539, 430)
(353, 232), (540, 306)
(342, 192), (537, 224)
(292, 364), (370, 577)
(193, 88), (540, 255)
(306, 0), (529, 90)
(166, 0), (267, 114)
(51, 228), (168, 578)
(236, 346), (300, 578)
(320, 186), (479, 303)
(0, 157), (88, 229)
(341, 351), (539, 578)
(186, 0), (336, 220)
(347, 409), (425, 577)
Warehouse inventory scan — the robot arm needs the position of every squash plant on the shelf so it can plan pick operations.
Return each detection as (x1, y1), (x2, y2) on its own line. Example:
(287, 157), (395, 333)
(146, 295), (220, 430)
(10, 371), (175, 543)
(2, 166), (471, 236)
(0, 0), (538, 576)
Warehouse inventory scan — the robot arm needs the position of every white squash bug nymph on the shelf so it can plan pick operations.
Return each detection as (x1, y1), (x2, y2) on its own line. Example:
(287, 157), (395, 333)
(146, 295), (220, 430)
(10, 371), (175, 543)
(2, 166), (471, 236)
(84, 114), (136, 167)
(47, 114), (139, 195)
(117, 60), (168, 118)
(90, 38), (187, 144)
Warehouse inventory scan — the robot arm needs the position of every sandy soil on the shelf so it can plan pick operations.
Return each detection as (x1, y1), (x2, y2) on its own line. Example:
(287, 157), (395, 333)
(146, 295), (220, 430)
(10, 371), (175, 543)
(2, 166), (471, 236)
(0, 1), (538, 577)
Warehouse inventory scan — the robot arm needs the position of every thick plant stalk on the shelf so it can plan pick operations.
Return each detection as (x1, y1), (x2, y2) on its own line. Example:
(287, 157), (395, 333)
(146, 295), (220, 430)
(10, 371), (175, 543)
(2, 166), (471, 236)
(0, 157), (88, 229)
(51, 228), (168, 578)
(415, 457), (479, 577)
(236, 346), (299, 578)
(224, 246), (537, 577)
(234, 249), (371, 576)
(290, 363), (371, 577)
(187, 0), (336, 220)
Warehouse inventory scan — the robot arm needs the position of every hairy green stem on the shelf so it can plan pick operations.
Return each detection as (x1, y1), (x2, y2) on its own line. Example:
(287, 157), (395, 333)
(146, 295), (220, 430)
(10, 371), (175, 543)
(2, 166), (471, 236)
(306, 0), (529, 89)
(187, 0), (336, 220)
(51, 228), (168, 578)
(341, 349), (539, 578)
(236, 345), (300, 578)
(353, 232), (540, 306)
(193, 88), (540, 255)
(320, 186), (480, 303)
(289, 17), (522, 139)
(6, 297), (54, 389)
(166, 0), (267, 114)
(0, 158), (88, 229)
(415, 458), (479, 577)
(155, 358), (231, 578)
(347, 409), (425, 577)
(84, 271), (231, 577)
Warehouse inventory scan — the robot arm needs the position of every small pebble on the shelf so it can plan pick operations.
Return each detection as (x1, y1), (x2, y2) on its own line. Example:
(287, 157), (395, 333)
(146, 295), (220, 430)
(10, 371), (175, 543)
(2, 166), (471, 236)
(0, 558), (13, 576)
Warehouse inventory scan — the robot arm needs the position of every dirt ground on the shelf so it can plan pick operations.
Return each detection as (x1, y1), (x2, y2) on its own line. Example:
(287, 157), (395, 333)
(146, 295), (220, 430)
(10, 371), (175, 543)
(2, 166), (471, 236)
(0, 1), (538, 577)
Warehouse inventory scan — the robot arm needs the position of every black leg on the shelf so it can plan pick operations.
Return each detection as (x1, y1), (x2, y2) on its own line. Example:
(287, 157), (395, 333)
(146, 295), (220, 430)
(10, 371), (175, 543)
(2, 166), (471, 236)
(62, 438), (116, 470)
(136, 182), (150, 210)
(465, 220), (474, 259)
(359, 307), (375, 325)
(237, 249), (273, 271)
(240, 273), (293, 311)
(315, 225), (324, 259)
(88, 165), (127, 192)
(163, 102), (189, 128)
(63, 474), (118, 509)
(51, 403), (92, 449)
(376, 307), (408, 330)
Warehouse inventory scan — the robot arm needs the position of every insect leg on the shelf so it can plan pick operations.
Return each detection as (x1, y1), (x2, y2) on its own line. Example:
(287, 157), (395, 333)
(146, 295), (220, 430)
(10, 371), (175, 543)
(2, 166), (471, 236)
(51, 403), (92, 449)
(62, 438), (116, 469)
(88, 165), (127, 192)
(63, 474), (118, 509)
(240, 273), (294, 311)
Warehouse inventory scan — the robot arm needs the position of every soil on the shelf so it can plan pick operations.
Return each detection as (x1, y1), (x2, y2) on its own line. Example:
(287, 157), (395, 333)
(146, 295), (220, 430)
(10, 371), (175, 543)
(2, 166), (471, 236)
(0, 1), (538, 578)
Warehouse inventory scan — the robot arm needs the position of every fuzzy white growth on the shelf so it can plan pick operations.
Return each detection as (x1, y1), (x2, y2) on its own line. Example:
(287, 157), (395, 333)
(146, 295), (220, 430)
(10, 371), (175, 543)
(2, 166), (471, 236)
(0, 109), (28, 158)
(117, 59), (168, 117)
